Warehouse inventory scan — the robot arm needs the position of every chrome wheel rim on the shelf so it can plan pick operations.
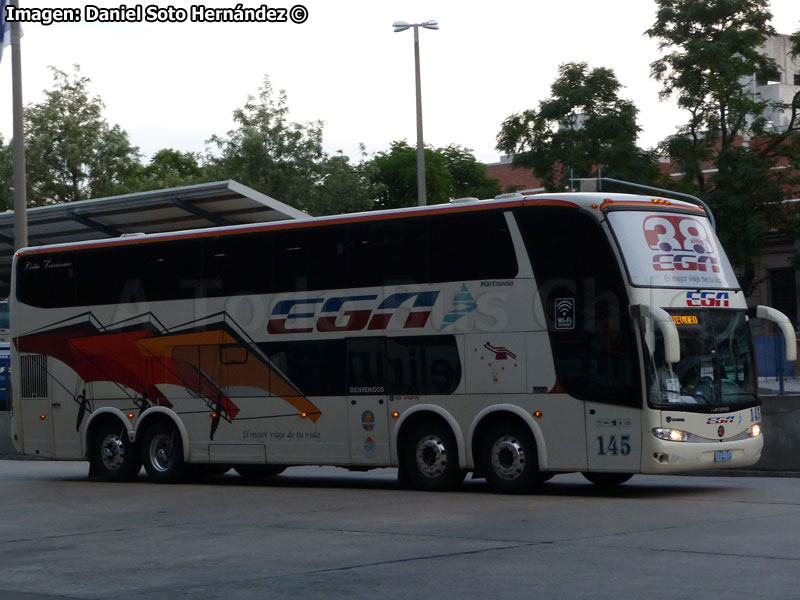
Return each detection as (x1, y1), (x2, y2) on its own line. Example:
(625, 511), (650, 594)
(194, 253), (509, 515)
(149, 433), (174, 473)
(415, 435), (448, 479)
(100, 433), (125, 472)
(491, 436), (526, 481)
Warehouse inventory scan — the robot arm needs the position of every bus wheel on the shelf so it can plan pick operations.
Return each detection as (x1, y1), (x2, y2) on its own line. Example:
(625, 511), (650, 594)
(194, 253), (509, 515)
(479, 423), (541, 494)
(582, 472), (633, 488)
(401, 420), (465, 491)
(92, 420), (140, 482)
(140, 421), (186, 483)
(234, 465), (286, 479)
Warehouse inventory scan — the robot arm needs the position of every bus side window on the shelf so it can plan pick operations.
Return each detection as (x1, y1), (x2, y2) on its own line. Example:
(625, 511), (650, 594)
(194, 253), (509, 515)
(428, 212), (518, 283)
(271, 228), (345, 293)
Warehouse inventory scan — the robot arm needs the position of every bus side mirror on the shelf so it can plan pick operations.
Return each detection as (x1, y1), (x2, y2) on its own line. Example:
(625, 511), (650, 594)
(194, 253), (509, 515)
(631, 304), (681, 365)
(749, 305), (797, 362)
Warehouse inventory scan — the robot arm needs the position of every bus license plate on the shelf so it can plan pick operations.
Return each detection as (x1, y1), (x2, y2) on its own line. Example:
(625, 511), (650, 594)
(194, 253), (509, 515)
(715, 450), (732, 462)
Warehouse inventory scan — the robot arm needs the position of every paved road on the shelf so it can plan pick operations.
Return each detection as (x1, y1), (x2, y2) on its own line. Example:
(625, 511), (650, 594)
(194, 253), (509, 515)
(1, 461), (799, 599)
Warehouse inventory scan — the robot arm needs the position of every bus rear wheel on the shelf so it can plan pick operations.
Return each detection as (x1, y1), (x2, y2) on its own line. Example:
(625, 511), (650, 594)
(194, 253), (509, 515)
(478, 422), (541, 494)
(401, 420), (465, 491)
(91, 420), (140, 482)
(140, 421), (186, 483)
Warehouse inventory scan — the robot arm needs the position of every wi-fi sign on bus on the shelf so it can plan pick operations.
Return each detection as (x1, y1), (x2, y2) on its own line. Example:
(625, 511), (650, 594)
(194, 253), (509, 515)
(555, 298), (575, 330)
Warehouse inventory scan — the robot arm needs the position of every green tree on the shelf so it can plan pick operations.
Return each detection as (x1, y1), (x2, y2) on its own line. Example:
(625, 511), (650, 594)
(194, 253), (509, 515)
(24, 65), (142, 205)
(496, 62), (661, 191)
(206, 76), (325, 212)
(646, 0), (799, 292)
(440, 145), (502, 200)
(369, 141), (452, 209)
(305, 148), (381, 217)
(136, 148), (209, 191)
(368, 141), (499, 210)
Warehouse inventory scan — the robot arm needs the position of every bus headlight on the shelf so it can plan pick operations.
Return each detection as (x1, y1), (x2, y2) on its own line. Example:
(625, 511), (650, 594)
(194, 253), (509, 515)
(745, 424), (761, 437)
(652, 428), (689, 442)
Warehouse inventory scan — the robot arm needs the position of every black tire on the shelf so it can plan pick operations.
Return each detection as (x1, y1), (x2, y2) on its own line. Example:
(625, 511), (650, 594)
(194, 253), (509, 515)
(400, 420), (465, 491)
(91, 419), (140, 482)
(234, 465), (286, 479)
(582, 472), (633, 488)
(140, 420), (186, 483)
(478, 422), (541, 494)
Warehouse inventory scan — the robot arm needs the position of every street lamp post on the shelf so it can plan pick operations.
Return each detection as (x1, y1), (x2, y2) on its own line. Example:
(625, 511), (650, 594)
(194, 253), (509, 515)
(393, 19), (438, 207)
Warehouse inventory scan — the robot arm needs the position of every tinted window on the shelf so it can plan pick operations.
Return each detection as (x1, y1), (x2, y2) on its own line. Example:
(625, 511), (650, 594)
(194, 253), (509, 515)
(17, 253), (77, 308)
(516, 207), (640, 406)
(271, 227), (346, 293)
(76, 245), (139, 306)
(346, 220), (429, 288)
(261, 339), (346, 397)
(428, 211), (517, 282)
(205, 234), (269, 296)
(138, 241), (205, 301)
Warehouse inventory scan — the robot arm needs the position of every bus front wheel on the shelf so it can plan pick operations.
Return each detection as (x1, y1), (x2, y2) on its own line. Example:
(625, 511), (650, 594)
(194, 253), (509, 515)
(401, 420), (465, 491)
(478, 422), (541, 494)
(140, 421), (186, 483)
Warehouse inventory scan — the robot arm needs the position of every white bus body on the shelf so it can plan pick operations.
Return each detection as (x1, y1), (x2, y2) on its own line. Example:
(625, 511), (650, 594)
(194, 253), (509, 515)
(9, 192), (795, 492)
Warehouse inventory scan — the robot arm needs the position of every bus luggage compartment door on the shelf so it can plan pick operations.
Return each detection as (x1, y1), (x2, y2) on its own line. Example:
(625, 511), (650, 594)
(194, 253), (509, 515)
(348, 395), (390, 465)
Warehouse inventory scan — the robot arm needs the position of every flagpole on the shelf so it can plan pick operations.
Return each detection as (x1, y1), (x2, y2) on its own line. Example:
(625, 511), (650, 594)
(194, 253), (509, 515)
(10, 0), (27, 250)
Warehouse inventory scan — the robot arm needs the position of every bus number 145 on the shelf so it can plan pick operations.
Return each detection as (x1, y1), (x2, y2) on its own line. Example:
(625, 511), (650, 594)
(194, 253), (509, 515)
(596, 435), (631, 456)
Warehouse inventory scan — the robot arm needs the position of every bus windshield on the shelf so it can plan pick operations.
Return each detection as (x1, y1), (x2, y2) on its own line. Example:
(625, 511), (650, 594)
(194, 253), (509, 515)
(648, 310), (757, 410)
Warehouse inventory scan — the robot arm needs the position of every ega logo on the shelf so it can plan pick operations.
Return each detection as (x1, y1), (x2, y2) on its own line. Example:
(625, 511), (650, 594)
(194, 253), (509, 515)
(686, 291), (730, 307)
(644, 215), (720, 273)
(267, 291), (440, 334)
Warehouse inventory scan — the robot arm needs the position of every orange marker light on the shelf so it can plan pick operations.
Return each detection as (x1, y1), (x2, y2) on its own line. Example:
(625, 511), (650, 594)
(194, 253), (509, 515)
(391, 412), (400, 419)
(533, 411), (543, 418)
(300, 412), (308, 418)
(40, 413), (46, 420)
(210, 412), (218, 419)
(127, 413), (135, 420)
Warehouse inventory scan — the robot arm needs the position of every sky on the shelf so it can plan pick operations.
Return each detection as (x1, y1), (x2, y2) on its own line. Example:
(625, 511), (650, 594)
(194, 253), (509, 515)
(1, 0), (800, 167)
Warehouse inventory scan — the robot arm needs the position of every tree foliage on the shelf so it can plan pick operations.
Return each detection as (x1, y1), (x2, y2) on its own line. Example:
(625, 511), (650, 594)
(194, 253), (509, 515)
(135, 148), (209, 191)
(496, 62), (661, 191)
(23, 65), (141, 205)
(369, 141), (500, 210)
(305, 148), (381, 217)
(206, 76), (325, 212)
(646, 0), (799, 292)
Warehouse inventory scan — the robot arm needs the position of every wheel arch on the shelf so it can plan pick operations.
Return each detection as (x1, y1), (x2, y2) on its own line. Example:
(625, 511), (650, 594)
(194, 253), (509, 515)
(468, 405), (547, 471)
(392, 405), (466, 469)
(134, 407), (191, 463)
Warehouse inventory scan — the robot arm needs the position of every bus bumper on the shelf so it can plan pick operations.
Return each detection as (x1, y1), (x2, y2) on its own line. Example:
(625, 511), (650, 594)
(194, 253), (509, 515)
(641, 434), (763, 474)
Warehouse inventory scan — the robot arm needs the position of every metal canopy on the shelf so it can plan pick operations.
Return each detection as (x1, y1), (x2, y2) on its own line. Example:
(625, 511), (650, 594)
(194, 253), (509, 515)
(0, 180), (308, 297)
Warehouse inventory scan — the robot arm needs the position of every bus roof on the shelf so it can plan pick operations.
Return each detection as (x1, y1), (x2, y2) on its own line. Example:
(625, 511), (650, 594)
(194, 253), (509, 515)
(14, 192), (708, 257)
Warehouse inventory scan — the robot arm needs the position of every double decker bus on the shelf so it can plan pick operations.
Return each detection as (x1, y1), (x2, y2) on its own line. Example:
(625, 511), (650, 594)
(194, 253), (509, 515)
(9, 191), (795, 492)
